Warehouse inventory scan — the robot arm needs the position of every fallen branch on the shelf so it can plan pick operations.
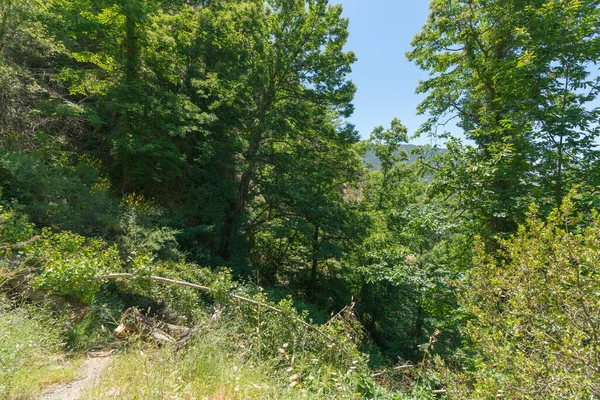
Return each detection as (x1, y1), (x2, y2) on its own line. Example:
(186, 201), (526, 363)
(325, 302), (356, 325)
(395, 364), (416, 370)
(370, 371), (387, 378)
(173, 326), (203, 350)
(114, 307), (182, 344)
(371, 364), (415, 377)
(99, 273), (341, 350)
(0, 235), (40, 251)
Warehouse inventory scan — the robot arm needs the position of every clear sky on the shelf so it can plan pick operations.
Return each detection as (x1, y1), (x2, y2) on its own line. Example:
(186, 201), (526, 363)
(333, 1), (434, 145)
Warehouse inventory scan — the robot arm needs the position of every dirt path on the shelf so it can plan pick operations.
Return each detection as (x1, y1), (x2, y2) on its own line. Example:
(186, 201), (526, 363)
(40, 352), (112, 400)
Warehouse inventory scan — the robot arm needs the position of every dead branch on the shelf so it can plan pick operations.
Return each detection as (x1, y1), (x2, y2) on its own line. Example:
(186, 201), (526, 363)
(114, 307), (190, 345)
(371, 363), (416, 377)
(0, 235), (40, 251)
(99, 273), (342, 350)
(395, 364), (416, 370)
(326, 302), (356, 325)
(173, 326), (203, 349)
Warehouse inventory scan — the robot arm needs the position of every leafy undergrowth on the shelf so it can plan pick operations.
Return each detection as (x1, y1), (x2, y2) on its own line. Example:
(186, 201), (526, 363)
(0, 204), (424, 399)
(0, 296), (82, 399)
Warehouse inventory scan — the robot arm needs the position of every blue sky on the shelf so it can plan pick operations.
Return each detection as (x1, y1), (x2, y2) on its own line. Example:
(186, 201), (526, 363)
(333, 1), (434, 144)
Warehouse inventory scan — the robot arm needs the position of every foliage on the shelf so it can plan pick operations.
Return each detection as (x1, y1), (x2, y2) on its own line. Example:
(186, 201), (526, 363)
(461, 195), (600, 398)
(67, 290), (125, 351)
(408, 0), (600, 240)
(85, 279), (405, 399)
(31, 229), (121, 303)
(3, 0), (600, 397)
(117, 208), (182, 261)
(0, 152), (120, 237)
(0, 201), (34, 248)
(347, 122), (468, 362)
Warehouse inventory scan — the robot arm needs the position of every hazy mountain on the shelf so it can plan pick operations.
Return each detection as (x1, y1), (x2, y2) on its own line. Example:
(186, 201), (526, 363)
(363, 144), (445, 171)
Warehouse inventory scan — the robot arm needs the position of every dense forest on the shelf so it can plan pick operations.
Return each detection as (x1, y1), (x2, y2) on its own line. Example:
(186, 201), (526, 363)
(1, 0), (600, 398)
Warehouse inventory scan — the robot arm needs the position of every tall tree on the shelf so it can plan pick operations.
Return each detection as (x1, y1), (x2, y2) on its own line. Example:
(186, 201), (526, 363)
(408, 0), (600, 238)
(248, 116), (365, 287)
(193, 0), (357, 262)
(44, 0), (359, 271)
(364, 118), (409, 211)
(49, 0), (207, 196)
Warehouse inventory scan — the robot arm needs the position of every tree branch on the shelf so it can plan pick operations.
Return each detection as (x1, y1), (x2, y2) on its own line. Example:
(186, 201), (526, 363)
(99, 273), (346, 351)
(0, 235), (40, 251)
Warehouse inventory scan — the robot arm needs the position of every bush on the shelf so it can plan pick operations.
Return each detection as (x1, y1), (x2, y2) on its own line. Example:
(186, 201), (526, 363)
(118, 210), (183, 261)
(0, 152), (120, 238)
(0, 202), (35, 245)
(31, 229), (121, 303)
(462, 197), (600, 398)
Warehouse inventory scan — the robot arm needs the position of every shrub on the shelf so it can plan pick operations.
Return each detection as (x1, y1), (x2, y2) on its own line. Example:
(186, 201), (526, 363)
(462, 197), (600, 398)
(31, 229), (121, 303)
(0, 152), (120, 238)
(118, 211), (182, 261)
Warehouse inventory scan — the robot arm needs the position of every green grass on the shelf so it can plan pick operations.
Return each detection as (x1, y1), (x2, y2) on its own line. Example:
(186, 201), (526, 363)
(0, 296), (81, 399)
(86, 329), (306, 399)
(0, 297), (406, 399)
(85, 326), (391, 400)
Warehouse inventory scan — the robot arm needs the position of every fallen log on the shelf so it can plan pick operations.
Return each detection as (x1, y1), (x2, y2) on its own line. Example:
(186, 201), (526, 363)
(100, 273), (343, 352)
(114, 307), (193, 344)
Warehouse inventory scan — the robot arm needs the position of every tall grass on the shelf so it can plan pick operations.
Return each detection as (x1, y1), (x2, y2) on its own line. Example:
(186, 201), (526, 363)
(0, 296), (80, 399)
(86, 328), (302, 399)
(85, 324), (395, 400)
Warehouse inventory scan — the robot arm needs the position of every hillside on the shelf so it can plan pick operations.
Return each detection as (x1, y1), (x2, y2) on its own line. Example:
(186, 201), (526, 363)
(2, 0), (600, 398)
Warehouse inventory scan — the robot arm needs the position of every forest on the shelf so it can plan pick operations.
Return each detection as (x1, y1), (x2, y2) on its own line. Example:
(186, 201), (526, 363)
(1, 0), (600, 398)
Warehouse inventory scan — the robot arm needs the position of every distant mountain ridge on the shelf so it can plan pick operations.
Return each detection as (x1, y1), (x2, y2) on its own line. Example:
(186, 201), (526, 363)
(363, 144), (445, 170)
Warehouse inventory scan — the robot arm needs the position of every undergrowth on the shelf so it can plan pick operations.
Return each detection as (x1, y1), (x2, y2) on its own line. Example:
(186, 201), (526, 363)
(0, 203), (437, 399)
(86, 325), (401, 400)
(0, 295), (81, 399)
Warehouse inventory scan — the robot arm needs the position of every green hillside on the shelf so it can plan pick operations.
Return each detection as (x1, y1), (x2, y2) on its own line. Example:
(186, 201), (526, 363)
(2, 0), (600, 398)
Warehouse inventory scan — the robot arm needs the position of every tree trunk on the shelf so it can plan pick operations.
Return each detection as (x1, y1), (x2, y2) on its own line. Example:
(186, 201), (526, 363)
(556, 134), (564, 208)
(219, 128), (262, 258)
(0, 0), (11, 53)
(377, 169), (388, 211)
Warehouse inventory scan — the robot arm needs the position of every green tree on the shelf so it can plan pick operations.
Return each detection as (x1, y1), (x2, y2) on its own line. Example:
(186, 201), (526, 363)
(349, 122), (467, 360)
(46, 0), (359, 274)
(189, 0), (357, 263)
(365, 118), (409, 211)
(50, 0), (208, 195)
(408, 0), (600, 239)
(248, 118), (366, 289)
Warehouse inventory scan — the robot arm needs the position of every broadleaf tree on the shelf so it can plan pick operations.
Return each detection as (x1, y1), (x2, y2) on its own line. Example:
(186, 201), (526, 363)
(408, 0), (600, 240)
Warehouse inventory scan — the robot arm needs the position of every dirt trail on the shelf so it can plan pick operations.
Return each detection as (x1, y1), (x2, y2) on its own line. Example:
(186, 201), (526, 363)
(40, 352), (112, 400)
